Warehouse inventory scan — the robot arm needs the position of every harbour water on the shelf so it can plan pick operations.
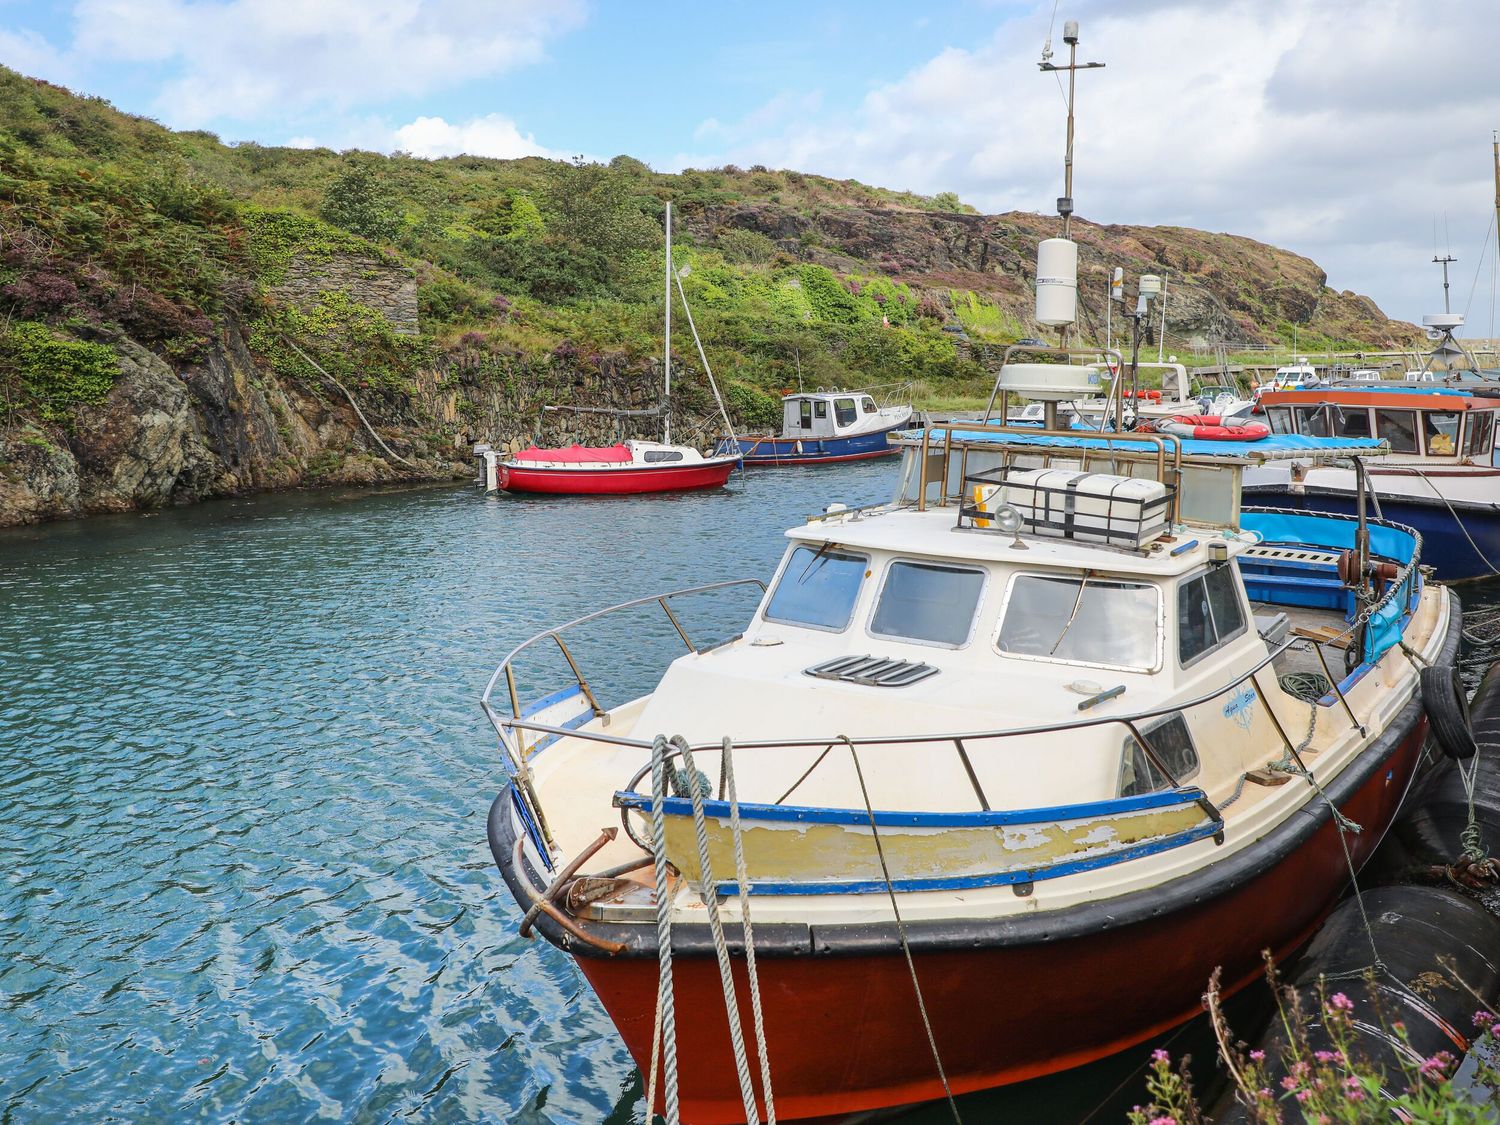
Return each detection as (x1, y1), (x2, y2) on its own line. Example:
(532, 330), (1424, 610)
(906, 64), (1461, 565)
(4, 466), (1497, 1123)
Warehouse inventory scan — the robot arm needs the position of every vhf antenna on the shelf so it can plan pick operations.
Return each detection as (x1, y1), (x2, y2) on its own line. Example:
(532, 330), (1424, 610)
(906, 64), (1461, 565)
(1038, 20), (1105, 239)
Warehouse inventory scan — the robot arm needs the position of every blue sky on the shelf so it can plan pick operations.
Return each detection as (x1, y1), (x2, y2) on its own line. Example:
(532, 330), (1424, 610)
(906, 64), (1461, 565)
(5, 0), (1500, 327)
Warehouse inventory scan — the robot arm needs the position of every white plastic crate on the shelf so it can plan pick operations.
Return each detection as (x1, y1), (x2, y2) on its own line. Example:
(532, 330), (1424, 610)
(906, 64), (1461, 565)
(974, 468), (1170, 548)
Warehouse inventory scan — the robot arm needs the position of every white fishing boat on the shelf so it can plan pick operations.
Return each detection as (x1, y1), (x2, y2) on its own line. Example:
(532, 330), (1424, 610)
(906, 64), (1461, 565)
(479, 31), (1468, 1121)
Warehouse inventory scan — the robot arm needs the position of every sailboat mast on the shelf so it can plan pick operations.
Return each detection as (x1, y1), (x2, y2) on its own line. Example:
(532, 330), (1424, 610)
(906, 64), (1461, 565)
(663, 201), (672, 446)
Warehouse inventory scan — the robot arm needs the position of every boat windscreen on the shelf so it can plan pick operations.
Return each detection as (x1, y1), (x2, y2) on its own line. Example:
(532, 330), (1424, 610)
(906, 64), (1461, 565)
(997, 575), (1161, 671)
(764, 546), (868, 631)
(871, 561), (984, 647)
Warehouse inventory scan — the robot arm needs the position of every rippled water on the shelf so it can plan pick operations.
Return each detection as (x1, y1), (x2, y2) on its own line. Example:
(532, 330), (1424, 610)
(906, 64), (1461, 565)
(5, 466), (1499, 1125)
(0, 467), (900, 1124)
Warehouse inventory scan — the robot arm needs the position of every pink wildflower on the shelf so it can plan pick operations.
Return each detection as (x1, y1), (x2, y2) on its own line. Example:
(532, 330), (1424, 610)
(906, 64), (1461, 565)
(1314, 1049), (1342, 1063)
(1327, 992), (1355, 1012)
(1281, 1075), (1299, 1091)
(1152, 1048), (1170, 1064)
(1295, 1089), (1312, 1103)
(1475, 1010), (1497, 1031)
(1419, 1051), (1455, 1082)
(1148, 1117), (1176, 1125)
(1249, 1049), (1265, 1062)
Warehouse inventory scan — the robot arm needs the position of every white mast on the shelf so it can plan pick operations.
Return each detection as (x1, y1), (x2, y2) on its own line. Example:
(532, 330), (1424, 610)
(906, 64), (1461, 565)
(663, 201), (672, 446)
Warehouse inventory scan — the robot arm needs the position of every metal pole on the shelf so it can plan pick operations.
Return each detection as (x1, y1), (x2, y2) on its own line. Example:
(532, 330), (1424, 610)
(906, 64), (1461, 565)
(663, 201), (672, 445)
(1434, 253), (1457, 314)
(1063, 36), (1077, 241)
(1157, 272), (1168, 363)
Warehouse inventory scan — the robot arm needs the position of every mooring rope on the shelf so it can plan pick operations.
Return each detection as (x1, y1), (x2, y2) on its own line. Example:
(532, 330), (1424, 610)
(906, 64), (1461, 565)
(1405, 466), (1500, 578)
(722, 736), (777, 1123)
(844, 736), (962, 1124)
(648, 733), (681, 1125)
(681, 735), (763, 1125)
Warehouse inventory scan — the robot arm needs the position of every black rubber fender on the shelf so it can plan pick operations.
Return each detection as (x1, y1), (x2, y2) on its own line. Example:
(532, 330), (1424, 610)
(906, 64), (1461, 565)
(1422, 663), (1477, 759)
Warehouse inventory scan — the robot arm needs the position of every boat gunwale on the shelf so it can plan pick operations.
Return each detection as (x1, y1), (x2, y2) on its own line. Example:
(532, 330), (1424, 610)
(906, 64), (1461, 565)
(488, 586), (1458, 960)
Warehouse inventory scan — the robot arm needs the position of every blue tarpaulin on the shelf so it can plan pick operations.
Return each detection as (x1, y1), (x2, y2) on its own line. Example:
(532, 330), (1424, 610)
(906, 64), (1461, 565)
(908, 428), (1388, 460)
(1240, 510), (1420, 664)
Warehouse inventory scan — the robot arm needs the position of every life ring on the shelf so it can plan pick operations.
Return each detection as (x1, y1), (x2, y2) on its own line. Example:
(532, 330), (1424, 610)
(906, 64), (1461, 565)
(1157, 415), (1270, 441)
(1420, 664), (1477, 759)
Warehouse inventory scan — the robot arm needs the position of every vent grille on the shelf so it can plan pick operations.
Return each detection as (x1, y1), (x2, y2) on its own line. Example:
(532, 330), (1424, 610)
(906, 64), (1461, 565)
(805, 654), (940, 687)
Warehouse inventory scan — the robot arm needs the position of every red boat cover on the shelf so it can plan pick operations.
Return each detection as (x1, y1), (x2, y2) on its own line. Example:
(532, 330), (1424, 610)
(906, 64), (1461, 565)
(511, 444), (632, 464)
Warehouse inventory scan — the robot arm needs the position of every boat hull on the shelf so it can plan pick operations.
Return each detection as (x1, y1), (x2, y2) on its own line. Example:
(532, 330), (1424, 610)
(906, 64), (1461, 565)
(1241, 483), (1500, 581)
(497, 458), (737, 495)
(720, 422), (907, 466)
(489, 586), (1455, 1124)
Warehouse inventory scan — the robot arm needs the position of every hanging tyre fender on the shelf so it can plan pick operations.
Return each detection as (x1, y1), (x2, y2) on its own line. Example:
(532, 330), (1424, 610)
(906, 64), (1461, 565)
(1421, 664), (1478, 759)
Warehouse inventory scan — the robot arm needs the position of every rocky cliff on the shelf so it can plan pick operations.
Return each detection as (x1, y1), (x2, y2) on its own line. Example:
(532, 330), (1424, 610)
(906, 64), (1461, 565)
(0, 67), (1419, 528)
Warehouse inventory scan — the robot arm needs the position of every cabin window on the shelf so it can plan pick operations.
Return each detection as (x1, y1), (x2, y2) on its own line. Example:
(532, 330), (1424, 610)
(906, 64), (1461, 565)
(764, 546), (868, 632)
(1119, 713), (1200, 796)
(1178, 564), (1248, 666)
(814, 401), (828, 419)
(1465, 411), (1495, 460)
(1423, 412), (1461, 456)
(798, 401), (812, 429)
(1374, 410), (1418, 453)
(997, 575), (1160, 671)
(835, 398), (859, 426)
(1332, 407), (1372, 439)
(1265, 406), (1292, 435)
(1293, 406), (1331, 437)
(644, 450), (683, 463)
(870, 561), (984, 647)
(861, 397), (878, 414)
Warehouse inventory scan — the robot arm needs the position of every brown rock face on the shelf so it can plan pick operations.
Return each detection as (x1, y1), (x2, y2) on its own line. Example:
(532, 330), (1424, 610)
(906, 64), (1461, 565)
(680, 203), (1416, 349)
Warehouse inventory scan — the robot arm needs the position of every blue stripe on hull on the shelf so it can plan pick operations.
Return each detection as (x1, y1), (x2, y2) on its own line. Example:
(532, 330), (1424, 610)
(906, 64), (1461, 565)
(1243, 486), (1500, 581)
(719, 422), (904, 465)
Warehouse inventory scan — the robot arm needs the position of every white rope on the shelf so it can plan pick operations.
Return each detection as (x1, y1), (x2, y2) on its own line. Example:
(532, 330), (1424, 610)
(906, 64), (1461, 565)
(723, 736), (777, 1124)
(649, 734), (681, 1125)
(680, 735), (762, 1124)
(845, 738), (962, 1123)
(1404, 466), (1500, 577)
(673, 272), (740, 462)
(283, 339), (418, 468)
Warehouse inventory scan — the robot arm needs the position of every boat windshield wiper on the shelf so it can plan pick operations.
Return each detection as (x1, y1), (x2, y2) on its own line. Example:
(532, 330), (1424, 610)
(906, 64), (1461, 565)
(1049, 570), (1094, 656)
(796, 541), (839, 584)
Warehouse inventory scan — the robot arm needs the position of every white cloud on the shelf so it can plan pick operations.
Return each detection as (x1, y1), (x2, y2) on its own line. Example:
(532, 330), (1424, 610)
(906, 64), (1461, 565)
(67, 0), (584, 128)
(392, 113), (562, 159)
(686, 0), (1500, 324)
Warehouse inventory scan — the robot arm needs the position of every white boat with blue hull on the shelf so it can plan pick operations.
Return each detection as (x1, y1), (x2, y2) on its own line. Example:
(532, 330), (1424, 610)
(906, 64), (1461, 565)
(716, 390), (913, 466)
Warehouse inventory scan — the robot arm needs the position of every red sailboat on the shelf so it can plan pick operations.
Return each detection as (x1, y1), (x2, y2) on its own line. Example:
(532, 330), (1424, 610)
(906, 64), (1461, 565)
(477, 202), (739, 496)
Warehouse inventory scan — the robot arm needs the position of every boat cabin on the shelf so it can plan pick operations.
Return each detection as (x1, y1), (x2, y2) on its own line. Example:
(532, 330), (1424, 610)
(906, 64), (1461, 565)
(1259, 386), (1500, 465)
(782, 391), (885, 439)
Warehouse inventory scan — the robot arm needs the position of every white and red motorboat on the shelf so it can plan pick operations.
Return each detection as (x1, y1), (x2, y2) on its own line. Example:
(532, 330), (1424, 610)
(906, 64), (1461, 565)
(482, 414), (1459, 1122)
(477, 439), (738, 495)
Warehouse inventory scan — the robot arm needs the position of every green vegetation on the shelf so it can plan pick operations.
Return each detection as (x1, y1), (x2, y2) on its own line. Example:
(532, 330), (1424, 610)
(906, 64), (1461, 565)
(0, 321), (119, 425)
(0, 66), (1409, 442)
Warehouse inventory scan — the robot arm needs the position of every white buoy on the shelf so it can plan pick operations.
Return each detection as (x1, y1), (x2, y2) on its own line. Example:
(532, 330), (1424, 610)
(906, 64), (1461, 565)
(1036, 238), (1078, 327)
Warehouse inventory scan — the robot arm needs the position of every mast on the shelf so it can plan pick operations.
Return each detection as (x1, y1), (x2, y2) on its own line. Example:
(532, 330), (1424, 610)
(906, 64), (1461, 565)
(663, 201), (672, 446)
(1493, 132), (1499, 290)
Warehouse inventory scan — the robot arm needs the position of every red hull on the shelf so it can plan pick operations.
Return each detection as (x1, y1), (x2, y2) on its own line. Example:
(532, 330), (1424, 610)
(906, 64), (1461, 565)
(498, 459), (736, 495)
(574, 720), (1429, 1123)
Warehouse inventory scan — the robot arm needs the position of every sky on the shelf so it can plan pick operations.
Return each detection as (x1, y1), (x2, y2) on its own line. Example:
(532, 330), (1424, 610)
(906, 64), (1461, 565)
(4, 0), (1500, 328)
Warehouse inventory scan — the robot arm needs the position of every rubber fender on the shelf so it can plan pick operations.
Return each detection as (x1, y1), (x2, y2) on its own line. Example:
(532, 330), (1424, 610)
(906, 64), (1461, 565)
(1422, 663), (1478, 760)
(1389, 659), (1500, 866)
(1210, 886), (1500, 1123)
